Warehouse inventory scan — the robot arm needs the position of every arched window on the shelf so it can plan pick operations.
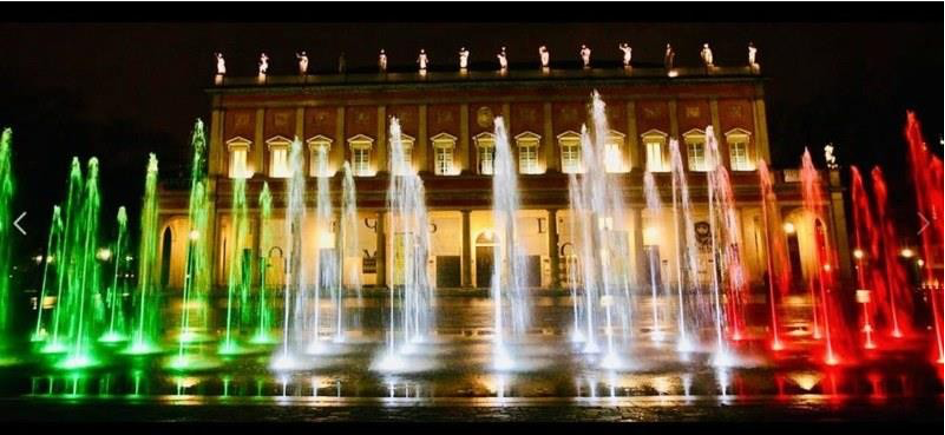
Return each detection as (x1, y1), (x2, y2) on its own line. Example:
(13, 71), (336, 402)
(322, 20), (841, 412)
(226, 136), (252, 179)
(556, 130), (583, 174)
(641, 129), (669, 173)
(306, 135), (332, 178)
(266, 135), (292, 178)
(430, 132), (458, 175)
(473, 132), (496, 175)
(515, 131), (542, 174)
(347, 134), (375, 177)
(725, 128), (754, 171)
(682, 128), (707, 172)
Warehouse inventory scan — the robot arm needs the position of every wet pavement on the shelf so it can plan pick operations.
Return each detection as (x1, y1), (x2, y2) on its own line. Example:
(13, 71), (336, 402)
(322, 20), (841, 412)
(1, 295), (941, 422)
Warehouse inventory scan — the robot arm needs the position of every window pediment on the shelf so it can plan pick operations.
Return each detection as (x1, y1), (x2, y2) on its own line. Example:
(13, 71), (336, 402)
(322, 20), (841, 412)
(724, 128), (752, 139)
(306, 134), (333, 149)
(347, 134), (375, 150)
(473, 131), (496, 147)
(430, 132), (458, 148)
(514, 131), (541, 144)
(640, 129), (669, 140)
(226, 136), (252, 150)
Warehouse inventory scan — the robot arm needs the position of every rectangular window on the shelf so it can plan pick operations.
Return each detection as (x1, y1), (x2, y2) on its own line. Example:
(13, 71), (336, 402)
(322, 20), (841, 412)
(352, 148), (371, 176)
(561, 143), (582, 174)
(604, 142), (622, 173)
(730, 140), (750, 171)
(229, 148), (248, 179)
(519, 144), (539, 174)
(478, 146), (495, 175)
(645, 140), (666, 172)
(435, 146), (453, 175)
(687, 140), (706, 171)
(270, 147), (289, 178)
(310, 147), (329, 177)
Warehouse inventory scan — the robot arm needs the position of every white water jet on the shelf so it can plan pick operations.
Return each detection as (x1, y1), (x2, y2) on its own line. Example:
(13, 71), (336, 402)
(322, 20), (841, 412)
(491, 116), (530, 371)
(668, 139), (699, 353)
(642, 172), (665, 342)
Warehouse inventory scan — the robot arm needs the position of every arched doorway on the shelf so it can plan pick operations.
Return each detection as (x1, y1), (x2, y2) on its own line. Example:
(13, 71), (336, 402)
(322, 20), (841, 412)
(475, 230), (495, 288)
(160, 227), (172, 289)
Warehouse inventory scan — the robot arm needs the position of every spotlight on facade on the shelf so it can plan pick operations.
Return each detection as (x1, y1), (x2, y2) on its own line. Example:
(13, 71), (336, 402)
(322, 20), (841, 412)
(782, 222), (796, 234)
(853, 249), (864, 260)
(900, 248), (914, 258)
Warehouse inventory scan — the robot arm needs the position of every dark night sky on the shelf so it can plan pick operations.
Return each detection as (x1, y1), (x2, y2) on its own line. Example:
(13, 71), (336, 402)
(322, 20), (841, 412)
(0, 18), (941, 251)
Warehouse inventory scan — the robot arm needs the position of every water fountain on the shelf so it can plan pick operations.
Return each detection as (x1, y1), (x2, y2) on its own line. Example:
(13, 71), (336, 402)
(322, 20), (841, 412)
(704, 127), (738, 366)
(758, 159), (792, 351)
(99, 206), (129, 344)
(799, 149), (853, 365)
(902, 113), (944, 363)
(340, 162), (362, 335)
(870, 168), (914, 340)
(0, 128), (13, 360)
(306, 156), (337, 354)
(169, 119), (217, 370)
(375, 117), (433, 372)
(642, 172), (666, 343)
(565, 93), (635, 370)
(126, 154), (162, 355)
(272, 139), (305, 370)
(220, 176), (250, 355)
(491, 116), (531, 371)
(250, 182), (276, 345)
(667, 139), (700, 353)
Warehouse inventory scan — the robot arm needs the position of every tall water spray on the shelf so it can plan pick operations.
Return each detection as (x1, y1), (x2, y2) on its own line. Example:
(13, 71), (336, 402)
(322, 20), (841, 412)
(642, 172), (665, 342)
(668, 139), (700, 352)
(251, 182), (276, 345)
(308, 146), (337, 353)
(170, 119), (215, 370)
(759, 159), (791, 351)
(0, 128), (13, 355)
(274, 138), (307, 369)
(377, 117), (433, 371)
(340, 162), (362, 334)
(127, 154), (162, 354)
(704, 127), (734, 366)
(491, 116), (530, 370)
(221, 177), (250, 355)
(100, 206), (130, 344)
(565, 92), (634, 369)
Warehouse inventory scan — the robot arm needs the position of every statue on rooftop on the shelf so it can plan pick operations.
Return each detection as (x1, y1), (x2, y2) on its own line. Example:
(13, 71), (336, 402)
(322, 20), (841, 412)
(700, 43), (714, 68)
(824, 143), (838, 170)
(258, 53), (269, 75)
(664, 44), (675, 70)
(296, 51), (309, 75)
(459, 47), (469, 70)
(538, 45), (550, 68)
(417, 49), (429, 72)
(619, 43), (632, 67)
(580, 44), (591, 68)
(497, 46), (508, 70)
(748, 42), (759, 69)
(214, 53), (226, 75)
(379, 49), (388, 72)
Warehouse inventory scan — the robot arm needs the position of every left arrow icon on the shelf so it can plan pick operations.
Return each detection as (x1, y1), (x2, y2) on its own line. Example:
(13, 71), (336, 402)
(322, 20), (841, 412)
(13, 212), (26, 235)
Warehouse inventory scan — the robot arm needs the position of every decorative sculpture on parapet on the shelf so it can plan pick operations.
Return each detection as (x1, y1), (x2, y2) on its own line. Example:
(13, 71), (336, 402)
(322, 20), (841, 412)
(700, 43), (714, 68)
(748, 42), (760, 71)
(497, 46), (508, 71)
(824, 143), (838, 170)
(580, 44), (591, 68)
(214, 52), (226, 75)
(417, 49), (429, 73)
(214, 52), (226, 84)
(296, 51), (309, 75)
(619, 43), (632, 68)
(664, 43), (676, 70)
(538, 45), (550, 69)
(459, 47), (470, 70)
(257, 53), (269, 82)
(378, 49), (388, 72)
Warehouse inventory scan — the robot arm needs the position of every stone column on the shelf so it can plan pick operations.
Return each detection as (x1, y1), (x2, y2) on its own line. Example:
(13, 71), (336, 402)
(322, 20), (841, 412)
(375, 210), (386, 288)
(459, 104), (470, 173)
(461, 209), (472, 288)
(626, 101), (640, 171)
(547, 208), (560, 289)
(253, 108), (265, 176)
(709, 99), (730, 171)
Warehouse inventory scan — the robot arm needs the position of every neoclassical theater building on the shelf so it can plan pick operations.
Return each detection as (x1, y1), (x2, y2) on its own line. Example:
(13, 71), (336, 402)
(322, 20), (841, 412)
(156, 57), (852, 296)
